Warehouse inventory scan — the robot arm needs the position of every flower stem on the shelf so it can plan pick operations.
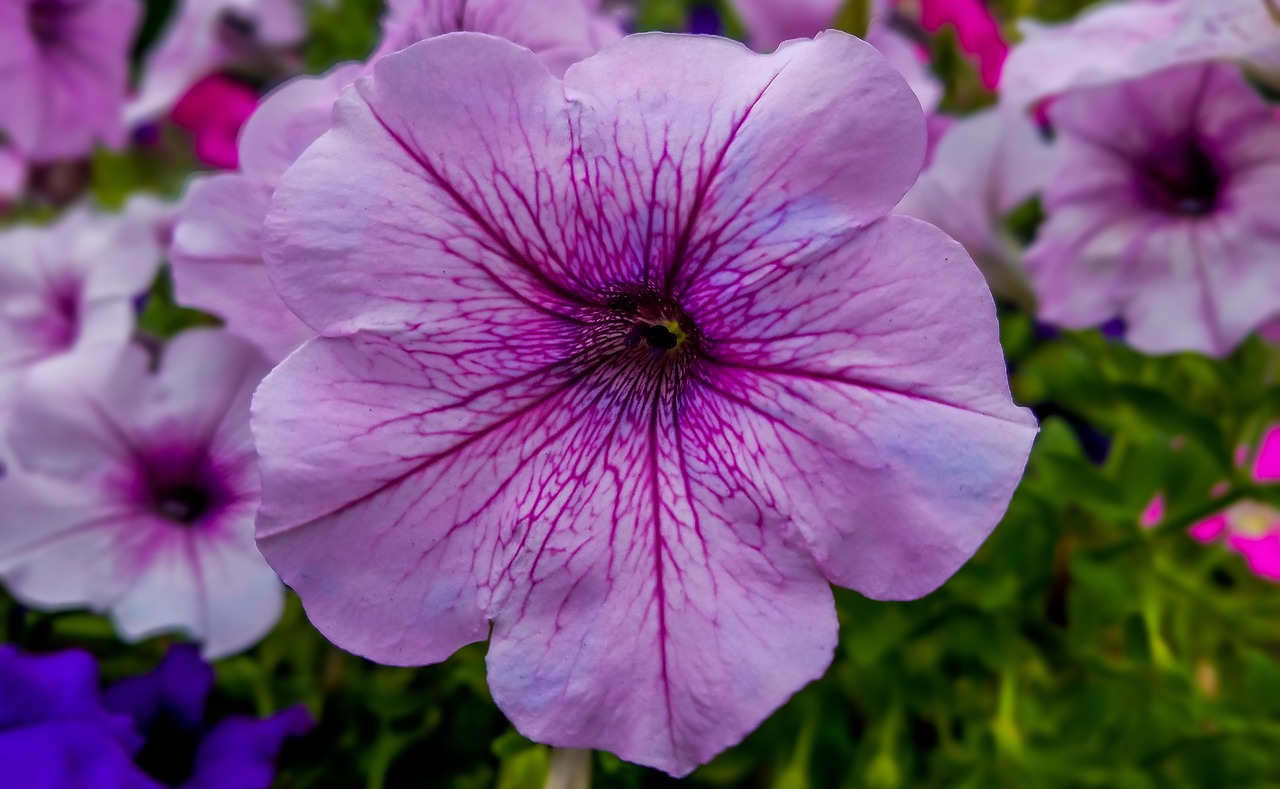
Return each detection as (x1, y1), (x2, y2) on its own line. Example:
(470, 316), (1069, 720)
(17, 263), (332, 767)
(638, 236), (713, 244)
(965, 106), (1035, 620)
(544, 749), (592, 789)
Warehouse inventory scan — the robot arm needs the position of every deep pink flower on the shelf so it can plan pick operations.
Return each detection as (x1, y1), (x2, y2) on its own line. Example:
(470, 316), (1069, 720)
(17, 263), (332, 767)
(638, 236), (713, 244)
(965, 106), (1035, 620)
(171, 75), (260, 171)
(726, 0), (942, 111)
(916, 0), (1007, 88)
(127, 0), (304, 125)
(1001, 0), (1280, 108)
(1188, 427), (1280, 580)
(171, 0), (624, 361)
(897, 107), (1052, 305)
(0, 206), (163, 425)
(1025, 63), (1280, 356)
(0, 330), (281, 658)
(0, 0), (140, 161)
(253, 33), (1036, 774)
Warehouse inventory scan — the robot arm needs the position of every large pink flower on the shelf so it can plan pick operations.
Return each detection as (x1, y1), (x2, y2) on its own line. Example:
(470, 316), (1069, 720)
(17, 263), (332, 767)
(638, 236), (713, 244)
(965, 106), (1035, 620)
(0, 330), (280, 659)
(0, 0), (140, 161)
(253, 33), (1036, 774)
(1025, 63), (1280, 356)
(126, 0), (304, 125)
(1001, 0), (1280, 108)
(170, 0), (623, 362)
(0, 206), (162, 423)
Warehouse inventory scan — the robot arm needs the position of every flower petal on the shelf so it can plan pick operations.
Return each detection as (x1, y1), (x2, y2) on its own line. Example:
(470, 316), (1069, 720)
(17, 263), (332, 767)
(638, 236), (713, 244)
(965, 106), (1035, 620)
(486, 384), (836, 776)
(562, 31), (925, 295)
(173, 173), (314, 362)
(688, 216), (1036, 598)
(184, 705), (313, 789)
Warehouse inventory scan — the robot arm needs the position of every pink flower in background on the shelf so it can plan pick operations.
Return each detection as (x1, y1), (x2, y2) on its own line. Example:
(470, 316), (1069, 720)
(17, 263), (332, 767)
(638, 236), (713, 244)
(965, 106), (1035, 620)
(0, 330), (281, 659)
(0, 0), (140, 161)
(171, 75), (260, 170)
(127, 0), (304, 125)
(727, 0), (943, 111)
(0, 145), (25, 201)
(170, 0), (625, 362)
(1189, 428), (1280, 580)
(1001, 0), (1280, 108)
(0, 206), (163, 423)
(1025, 63), (1280, 356)
(253, 33), (1035, 774)
(916, 0), (1008, 88)
(896, 107), (1052, 305)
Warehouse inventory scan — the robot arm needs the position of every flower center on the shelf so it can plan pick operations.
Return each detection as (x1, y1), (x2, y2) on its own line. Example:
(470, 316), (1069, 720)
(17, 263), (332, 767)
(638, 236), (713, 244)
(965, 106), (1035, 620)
(27, 0), (71, 45)
(1135, 139), (1222, 217)
(154, 482), (212, 525)
(1227, 501), (1278, 538)
(571, 285), (702, 405)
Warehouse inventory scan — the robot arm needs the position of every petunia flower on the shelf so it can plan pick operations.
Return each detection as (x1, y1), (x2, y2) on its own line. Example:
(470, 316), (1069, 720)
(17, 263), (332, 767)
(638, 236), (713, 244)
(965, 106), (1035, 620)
(252, 32), (1037, 774)
(1001, 0), (1280, 109)
(0, 205), (163, 424)
(896, 106), (1053, 305)
(170, 75), (261, 171)
(1025, 63), (1280, 356)
(0, 0), (140, 161)
(726, 0), (943, 111)
(1188, 427), (1280, 580)
(0, 329), (281, 659)
(103, 644), (313, 789)
(915, 0), (1008, 89)
(0, 645), (154, 789)
(170, 0), (625, 362)
(126, 0), (304, 126)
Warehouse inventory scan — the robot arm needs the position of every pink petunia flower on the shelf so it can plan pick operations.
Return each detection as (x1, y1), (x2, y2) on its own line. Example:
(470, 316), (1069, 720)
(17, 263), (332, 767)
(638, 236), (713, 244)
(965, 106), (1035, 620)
(170, 74), (260, 170)
(1001, 0), (1280, 109)
(1025, 63), (1280, 356)
(727, 0), (943, 111)
(0, 206), (163, 424)
(170, 0), (625, 362)
(127, 0), (304, 126)
(0, 0), (140, 161)
(252, 33), (1037, 774)
(0, 329), (281, 659)
(896, 106), (1053, 305)
(915, 0), (1008, 89)
(1188, 427), (1280, 580)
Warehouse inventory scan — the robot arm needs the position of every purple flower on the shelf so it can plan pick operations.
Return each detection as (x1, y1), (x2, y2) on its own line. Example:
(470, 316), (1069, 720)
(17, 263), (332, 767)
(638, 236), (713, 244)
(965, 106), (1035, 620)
(1001, 0), (1280, 108)
(0, 205), (163, 426)
(252, 32), (1036, 774)
(0, 646), (154, 789)
(170, 0), (624, 362)
(896, 107), (1054, 306)
(103, 645), (313, 789)
(1025, 63), (1280, 356)
(0, 0), (139, 161)
(0, 330), (281, 658)
(127, 0), (305, 125)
